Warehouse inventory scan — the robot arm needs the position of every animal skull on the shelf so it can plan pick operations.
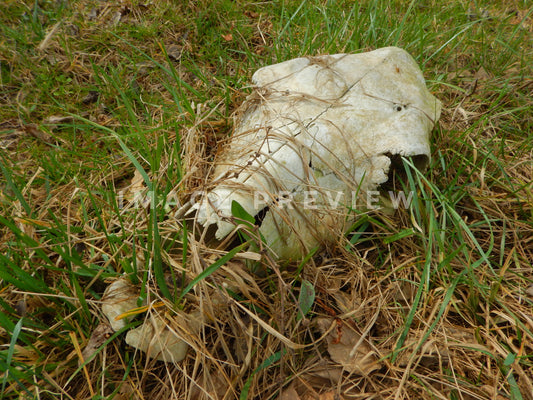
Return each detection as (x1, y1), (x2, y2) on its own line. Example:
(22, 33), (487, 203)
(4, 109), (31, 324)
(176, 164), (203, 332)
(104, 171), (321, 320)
(190, 46), (441, 260)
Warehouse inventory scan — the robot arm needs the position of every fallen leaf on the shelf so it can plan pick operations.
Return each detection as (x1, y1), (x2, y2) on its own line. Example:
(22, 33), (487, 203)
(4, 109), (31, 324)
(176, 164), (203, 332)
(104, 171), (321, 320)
(0, 131), (19, 149)
(124, 169), (148, 203)
(221, 33), (233, 42)
(136, 61), (154, 75)
(81, 322), (114, 362)
(190, 369), (231, 400)
(395, 326), (483, 368)
(88, 7), (99, 21)
(21, 124), (53, 144)
(244, 10), (259, 19)
(279, 383), (300, 400)
(303, 363), (343, 385)
(166, 44), (182, 61)
(82, 91), (99, 105)
(318, 391), (336, 400)
(43, 115), (75, 125)
(474, 66), (490, 81)
(114, 382), (140, 400)
(316, 318), (379, 375)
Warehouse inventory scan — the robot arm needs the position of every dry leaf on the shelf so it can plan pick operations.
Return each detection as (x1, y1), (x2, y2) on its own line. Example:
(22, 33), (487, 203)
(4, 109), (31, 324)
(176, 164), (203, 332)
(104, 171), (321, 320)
(81, 322), (114, 362)
(244, 10), (259, 19)
(474, 66), (490, 81)
(166, 44), (182, 61)
(82, 91), (99, 105)
(279, 383), (301, 400)
(318, 391), (336, 400)
(124, 170), (148, 203)
(309, 366), (343, 384)
(316, 318), (379, 375)
(21, 124), (53, 144)
(391, 280), (416, 302)
(114, 384), (139, 400)
(221, 33), (233, 41)
(88, 8), (99, 20)
(301, 360), (343, 387)
(190, 369), (231, 400)
(480, 385), (507, 400)
(43, 115), (75, 125)
(395, 326), (481, 368)
(0, 131), (19, 149)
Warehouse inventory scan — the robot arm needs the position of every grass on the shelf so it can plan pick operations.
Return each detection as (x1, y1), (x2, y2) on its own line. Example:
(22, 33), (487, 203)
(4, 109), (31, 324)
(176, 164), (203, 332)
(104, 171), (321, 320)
(1, 0), (532, 398)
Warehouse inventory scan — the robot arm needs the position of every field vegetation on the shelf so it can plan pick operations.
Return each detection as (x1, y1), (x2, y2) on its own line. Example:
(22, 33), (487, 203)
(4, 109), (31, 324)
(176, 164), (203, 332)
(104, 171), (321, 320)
(1, 0), (532, 399)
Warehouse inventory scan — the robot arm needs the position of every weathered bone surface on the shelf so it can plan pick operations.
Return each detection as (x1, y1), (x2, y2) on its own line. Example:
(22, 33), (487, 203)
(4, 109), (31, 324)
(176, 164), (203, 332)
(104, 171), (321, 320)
(101, 279), (138, 332)
(190, 47), (441, 260)
(101, 278), (203, 362)
(125, 312), (202, 363)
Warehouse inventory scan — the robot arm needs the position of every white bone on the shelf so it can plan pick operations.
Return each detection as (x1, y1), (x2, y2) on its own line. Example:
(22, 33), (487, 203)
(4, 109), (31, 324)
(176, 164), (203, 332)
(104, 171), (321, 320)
(190, 47), (441, 260)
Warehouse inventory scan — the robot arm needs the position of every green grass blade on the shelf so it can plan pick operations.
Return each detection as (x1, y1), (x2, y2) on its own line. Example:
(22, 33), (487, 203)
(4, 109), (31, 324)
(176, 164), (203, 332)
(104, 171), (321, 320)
(297, 280), (315, 321)
(240, 349), (286, 400)
(1, 318), (23, 394)
(151, 189), (171, 300)
(0, 158), (32, 216)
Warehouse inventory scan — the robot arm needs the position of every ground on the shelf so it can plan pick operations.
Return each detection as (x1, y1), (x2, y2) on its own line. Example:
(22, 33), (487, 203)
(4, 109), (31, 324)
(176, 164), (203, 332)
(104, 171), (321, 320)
(0, 1), (532, 399)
